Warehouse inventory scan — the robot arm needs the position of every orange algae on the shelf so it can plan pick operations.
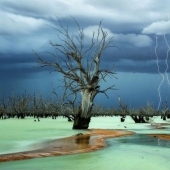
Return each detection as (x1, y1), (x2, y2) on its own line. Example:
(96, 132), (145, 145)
(149, 134), (170, 140)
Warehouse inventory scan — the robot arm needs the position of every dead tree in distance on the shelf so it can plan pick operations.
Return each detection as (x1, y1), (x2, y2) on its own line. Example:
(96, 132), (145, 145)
(34, 19), (117, 129)
(118, 98), (147, 123)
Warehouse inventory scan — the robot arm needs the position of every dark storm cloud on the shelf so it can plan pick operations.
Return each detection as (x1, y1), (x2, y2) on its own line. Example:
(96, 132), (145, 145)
(116, 59), (161, 73)
(0, 52), (56, 80)
(0, 66), (37, 80)
(0, 0), (170, 80)
(1, 0), (170, 109)
(0, 53), (35, 64)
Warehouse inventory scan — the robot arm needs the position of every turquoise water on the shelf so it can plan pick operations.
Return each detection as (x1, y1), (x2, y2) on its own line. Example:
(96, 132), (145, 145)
(1, 135), (170, 170)
(0, 116), (170, 170)
(0, 118), (85, 154)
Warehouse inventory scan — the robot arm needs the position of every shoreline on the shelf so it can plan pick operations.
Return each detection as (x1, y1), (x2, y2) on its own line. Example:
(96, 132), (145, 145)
(0, 129), (134, 162)
(148, 134), (170, 140)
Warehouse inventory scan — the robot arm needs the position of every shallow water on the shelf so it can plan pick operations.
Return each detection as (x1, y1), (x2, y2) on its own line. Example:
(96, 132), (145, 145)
(0, 116), (170, 170)
(1, 135), (170, 170)
(108, 134), (170, 148)
(0, 118), (86, 154)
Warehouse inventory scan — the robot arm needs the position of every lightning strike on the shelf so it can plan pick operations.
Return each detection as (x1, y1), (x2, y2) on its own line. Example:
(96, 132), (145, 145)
(155, 14), (170, 110)
(155, 36), (165, 110)
(164, 34), (170, 85)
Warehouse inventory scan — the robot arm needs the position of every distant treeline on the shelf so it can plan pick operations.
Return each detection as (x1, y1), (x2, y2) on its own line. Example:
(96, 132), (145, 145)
(0, 92), (170, 123)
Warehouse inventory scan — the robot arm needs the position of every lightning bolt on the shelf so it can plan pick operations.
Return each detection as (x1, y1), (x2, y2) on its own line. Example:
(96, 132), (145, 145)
(155, 36), (165, 110)
(155, 14), (170, 110)
(164, 34), (170, 85)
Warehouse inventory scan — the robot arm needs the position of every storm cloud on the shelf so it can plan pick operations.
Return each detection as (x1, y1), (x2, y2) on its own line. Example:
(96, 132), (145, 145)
(0, 0), (170, 108)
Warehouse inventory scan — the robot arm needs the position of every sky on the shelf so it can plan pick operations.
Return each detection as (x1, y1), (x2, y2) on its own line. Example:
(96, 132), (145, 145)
(0, 0), (170, 110)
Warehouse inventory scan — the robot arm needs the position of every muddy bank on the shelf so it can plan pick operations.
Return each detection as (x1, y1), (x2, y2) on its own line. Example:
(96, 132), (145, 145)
(149, 134), (170, 140)
(0, 129), (134, 162)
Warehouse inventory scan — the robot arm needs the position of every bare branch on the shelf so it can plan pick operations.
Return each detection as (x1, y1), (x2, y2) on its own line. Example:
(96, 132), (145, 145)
(34, 18), (117, 121)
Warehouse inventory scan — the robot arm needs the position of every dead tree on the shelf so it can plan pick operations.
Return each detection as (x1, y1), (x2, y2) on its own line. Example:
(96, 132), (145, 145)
(0, 93), (7, 119)
(34, 19), (117, 129)
(161, 101), (169, 120)
(118, 98), (147, 123)
(8, 92), (32, 119)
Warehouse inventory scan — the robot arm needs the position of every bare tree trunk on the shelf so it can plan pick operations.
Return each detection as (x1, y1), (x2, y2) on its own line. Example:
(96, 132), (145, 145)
(73, 115), (91, 129)
(73, 90), (96, 129)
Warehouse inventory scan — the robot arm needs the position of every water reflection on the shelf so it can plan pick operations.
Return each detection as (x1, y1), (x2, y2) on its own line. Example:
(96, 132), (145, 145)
(75, 135), (90, 145)
(108, 134), (170, 148)
(35, 135), (92, 152)
(157, 138), (170, 147)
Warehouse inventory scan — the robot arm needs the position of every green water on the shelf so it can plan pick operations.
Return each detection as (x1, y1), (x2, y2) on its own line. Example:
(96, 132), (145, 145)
(0, 117), (85, 154)
(0, 116), (170, 170)
(1, 135), (170, 170)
